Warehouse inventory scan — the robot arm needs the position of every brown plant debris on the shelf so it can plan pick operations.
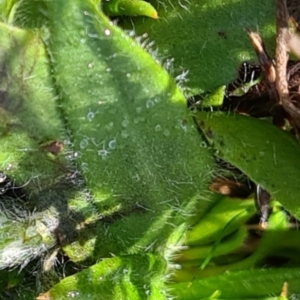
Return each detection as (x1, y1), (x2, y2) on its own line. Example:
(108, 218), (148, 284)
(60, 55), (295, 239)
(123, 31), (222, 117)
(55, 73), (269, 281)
(224, 0), (300, 133)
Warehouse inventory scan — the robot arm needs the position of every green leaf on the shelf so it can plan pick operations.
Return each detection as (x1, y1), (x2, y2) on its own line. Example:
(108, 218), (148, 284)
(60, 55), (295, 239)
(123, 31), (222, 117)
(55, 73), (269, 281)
(123, 0), (275, 93)
(102, 0), (158, 19)
(45, 0), (216, 260)
(0, 22), (67, 194)
(0, 22), (97, 271)
(186, 197), (254, 245)
(38, 254), (166, 300)
(170, 268), (300, 299)
(0, 0), (49, 28)
(177, 226), (247, 262)
(195, 111), (300, 220)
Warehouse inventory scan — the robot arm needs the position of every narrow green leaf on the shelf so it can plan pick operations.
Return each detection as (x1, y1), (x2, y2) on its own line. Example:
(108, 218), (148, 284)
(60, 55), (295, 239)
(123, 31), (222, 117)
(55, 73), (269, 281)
(186, 197), (254, 245)
(177, 227), (247, 262)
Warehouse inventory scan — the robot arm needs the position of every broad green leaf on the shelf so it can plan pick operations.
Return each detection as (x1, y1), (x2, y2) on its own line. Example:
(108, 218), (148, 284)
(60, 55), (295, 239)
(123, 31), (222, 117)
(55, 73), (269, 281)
(46, 0), (216, 260)
(195, 111), (300, 219)
(122, 0), (275, 93)
(37, 254), (166, 300)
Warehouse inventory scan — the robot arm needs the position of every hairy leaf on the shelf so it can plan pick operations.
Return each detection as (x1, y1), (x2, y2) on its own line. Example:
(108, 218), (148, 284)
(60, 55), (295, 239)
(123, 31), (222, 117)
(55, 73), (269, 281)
(123, 0), (275, 93)
(37, 254), (166, 300)
(45, 0), (216, 260)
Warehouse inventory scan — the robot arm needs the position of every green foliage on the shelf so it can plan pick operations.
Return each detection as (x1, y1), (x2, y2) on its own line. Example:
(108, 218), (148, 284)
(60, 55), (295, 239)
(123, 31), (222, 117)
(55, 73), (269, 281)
(45, 0), (214, 261)
(122, 0), (276, 93)
(0, 22), (67, 193)
(102, 0), (158, 18)
(171, 267), (300, 299)
(186, 197), (255, 245)
(195, 111), (300, 219)
(1, 0), (300, 299)
(38, 254), (166, 300)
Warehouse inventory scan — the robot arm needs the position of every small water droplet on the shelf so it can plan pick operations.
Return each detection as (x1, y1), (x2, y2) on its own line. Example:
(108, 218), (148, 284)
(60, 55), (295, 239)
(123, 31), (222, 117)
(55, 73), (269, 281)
(155, 125), (161, 132)
(121, 130), (129, 139)
(98, 149), (110, 159)
(87, 111), (94, 121)
(163, 129), (170, 137)
(80, 139), (89, 149)
(108, 140), (116, 149)
(146, 100), (154, 108)
(99, 276), (104, 281)
(122, 119), (129, 128)
(87, 63), (93, 68)
(180, 122), (187, 132)
(104, 29), (111, 36)
(200, 141), (207, 148)
(106, 68), (111, 72)
(5, 163), (12, 171)
(80, 38), (86, 44)
(81, 162), (89, 172)
(136, 107), (142, 114)
(67, 290), (80, 298)
(126, 73), (131, 78)
(154, 97), (160, 103)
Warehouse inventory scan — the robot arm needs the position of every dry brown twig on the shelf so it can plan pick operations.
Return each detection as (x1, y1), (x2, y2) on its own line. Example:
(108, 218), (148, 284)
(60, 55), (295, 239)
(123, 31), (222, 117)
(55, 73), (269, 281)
(245, 29), (277, 101)
(275, 0), (290, 103)
(276, 0), (300, 128)
(246, 1), (300, 130)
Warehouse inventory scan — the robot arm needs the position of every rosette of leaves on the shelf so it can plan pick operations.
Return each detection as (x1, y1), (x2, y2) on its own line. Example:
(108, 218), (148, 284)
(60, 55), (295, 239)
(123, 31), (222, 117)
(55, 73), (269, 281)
(1, 0), (300, 299)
